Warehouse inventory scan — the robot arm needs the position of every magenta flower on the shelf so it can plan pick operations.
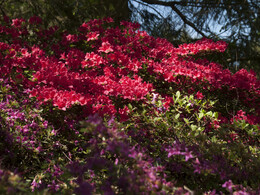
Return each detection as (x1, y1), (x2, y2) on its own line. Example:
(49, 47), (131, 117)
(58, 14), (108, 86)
(222, 180), (233, 192)
(196, 91), (204, 100)
(98, 41), (113, 53)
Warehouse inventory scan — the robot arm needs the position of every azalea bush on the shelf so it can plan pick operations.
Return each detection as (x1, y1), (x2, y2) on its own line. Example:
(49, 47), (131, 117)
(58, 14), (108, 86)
(0, 16), (259, 194)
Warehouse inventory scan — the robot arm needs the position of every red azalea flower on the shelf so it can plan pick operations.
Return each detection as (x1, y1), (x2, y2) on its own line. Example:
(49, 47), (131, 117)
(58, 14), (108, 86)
(86, 31), (100, 41)
(98, 41), (113, 53)
(196, 91), (204, 99)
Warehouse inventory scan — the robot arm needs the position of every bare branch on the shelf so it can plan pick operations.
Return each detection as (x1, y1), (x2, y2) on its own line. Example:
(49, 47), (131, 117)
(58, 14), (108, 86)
(140, 0), (208, 37)
(133, 0), (165, 19)
(170, 4), (208, 37)
(137, 0), (186, 6)
(138, 0), (257, 8)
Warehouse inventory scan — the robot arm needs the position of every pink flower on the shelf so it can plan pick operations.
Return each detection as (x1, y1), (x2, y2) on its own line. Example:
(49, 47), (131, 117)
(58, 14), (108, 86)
(98, 41), (114, 53)
(82, 52), (104, 68)
(11, 18), (25, 28)
(222, 180), (233, 192)
(86, 31), (100, 41)
(196, 91), (204, 99)
(66, 34), (78, 42)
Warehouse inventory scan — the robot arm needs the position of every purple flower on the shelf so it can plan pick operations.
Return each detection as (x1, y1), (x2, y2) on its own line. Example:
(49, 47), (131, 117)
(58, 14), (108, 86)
(222, 180), (233, 192)
(47, 180), (60, 192)
(52, 164), (63, 177)
(114, 158), (119, 165)
(184, 151), (194, 161)
(166, 143), (182, 158)
(31, 178), (42, 192)
(167, 148), (182, 157)
(43, 121), (48, 128)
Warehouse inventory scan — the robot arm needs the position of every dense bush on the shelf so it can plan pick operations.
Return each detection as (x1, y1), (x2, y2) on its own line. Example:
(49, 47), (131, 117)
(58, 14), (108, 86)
(0, 16), (259, 194)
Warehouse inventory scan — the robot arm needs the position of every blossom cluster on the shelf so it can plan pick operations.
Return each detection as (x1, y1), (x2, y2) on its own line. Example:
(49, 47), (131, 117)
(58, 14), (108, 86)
(0, 16), (259, 194)
(1, 16), (259, 120)
(174, 38), (228, 55)
(0, 78), (54, 152)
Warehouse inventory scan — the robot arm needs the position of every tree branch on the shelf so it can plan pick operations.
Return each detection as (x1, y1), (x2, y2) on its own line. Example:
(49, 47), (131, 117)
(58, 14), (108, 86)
(140, 0), (208, 37)
(133, 0), (165, 19)
(170, 4), (208, 37)
(139, 0), (256, 8)
(138, 0), (186, 6)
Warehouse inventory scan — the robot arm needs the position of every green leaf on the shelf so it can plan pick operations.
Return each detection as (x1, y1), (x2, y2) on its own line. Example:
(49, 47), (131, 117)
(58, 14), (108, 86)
(128, 103), (133, 110)
(206, 111), (213, 117)
(211, 136), (217, 143)
(175, 91), (181, 102)
(198, 112), (204, 121)
(142, 109), (147, 115)
(213, 112), (218, 118)
(184, 118), (190, 125)
(191, 124), (197, 131)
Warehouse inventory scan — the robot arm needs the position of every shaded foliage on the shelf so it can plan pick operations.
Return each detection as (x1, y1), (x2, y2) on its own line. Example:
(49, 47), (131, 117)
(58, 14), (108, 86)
(0, 0), (130, 31)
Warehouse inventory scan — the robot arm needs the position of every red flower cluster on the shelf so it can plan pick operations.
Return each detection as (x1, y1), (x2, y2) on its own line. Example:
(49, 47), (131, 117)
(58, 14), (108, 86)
(174, 38), (228, 56)
(0, 16), (259, 121)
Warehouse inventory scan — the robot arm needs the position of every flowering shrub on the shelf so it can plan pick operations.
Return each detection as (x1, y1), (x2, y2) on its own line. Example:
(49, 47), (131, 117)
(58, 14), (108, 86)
(0, 16), (259, 194)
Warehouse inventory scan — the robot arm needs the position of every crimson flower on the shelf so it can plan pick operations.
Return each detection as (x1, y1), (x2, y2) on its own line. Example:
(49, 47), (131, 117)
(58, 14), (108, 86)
(98, 41), (113, 53)
(196, 91), (204, 99)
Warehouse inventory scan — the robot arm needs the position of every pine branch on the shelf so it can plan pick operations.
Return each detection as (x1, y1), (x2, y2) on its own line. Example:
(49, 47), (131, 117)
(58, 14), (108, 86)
(140, 0), (208, 37)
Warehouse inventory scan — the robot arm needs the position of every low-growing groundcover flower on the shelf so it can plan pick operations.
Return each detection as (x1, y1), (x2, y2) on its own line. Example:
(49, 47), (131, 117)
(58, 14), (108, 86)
(0, 16), (259, 194)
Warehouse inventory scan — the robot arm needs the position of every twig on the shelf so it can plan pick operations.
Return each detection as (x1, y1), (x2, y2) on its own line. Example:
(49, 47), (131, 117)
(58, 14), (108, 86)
(133, 0), (165, 19)
(140, 0), (208, 37)
(62, 151), (72, 162)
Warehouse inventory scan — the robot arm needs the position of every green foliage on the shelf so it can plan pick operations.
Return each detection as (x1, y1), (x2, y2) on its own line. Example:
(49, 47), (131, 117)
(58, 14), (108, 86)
(122, 91), (260, 192)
